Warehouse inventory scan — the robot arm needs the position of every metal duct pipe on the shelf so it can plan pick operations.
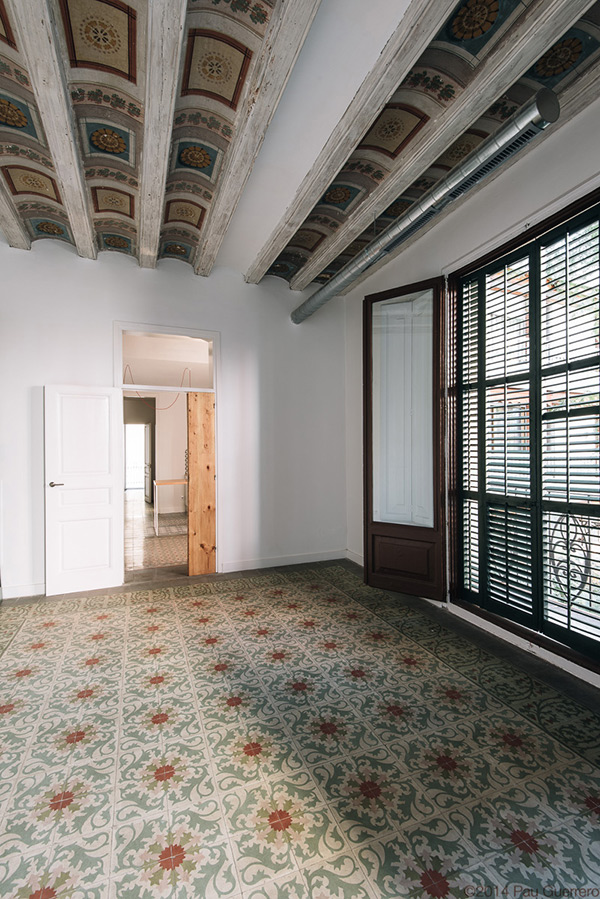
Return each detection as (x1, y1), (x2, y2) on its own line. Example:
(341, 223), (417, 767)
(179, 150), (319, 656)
(291, 88), (559, 324)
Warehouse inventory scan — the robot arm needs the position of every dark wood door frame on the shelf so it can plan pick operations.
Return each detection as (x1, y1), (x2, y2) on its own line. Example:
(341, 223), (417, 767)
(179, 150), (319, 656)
(363, 277), (446, 600)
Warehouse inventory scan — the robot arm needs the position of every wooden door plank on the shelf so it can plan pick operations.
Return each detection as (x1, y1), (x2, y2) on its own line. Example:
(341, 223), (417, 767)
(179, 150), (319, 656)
(187, 393), (216, 575)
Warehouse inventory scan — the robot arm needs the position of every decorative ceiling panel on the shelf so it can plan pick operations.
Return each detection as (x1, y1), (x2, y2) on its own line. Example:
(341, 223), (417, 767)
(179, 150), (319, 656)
(58, 0), (137, 82)
(266, 0), (600, 288)
(181, 29), (252, 108)
(0, 0), (597, 290)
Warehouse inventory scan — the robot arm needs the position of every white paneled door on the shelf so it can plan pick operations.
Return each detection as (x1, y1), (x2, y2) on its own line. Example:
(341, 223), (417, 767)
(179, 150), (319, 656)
(45, 385), (124, 596)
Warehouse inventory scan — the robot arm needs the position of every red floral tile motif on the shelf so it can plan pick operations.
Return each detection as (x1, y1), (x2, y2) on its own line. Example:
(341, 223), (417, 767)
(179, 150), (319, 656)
(221, 693), (248, 713)
(69, 684), (101, 704)
(251, 794), (310, 850)
(55, 724), (97, 753)
(209, 661), (230, 675)
(437, 686), (467, 705)
(30, 641), (46, 651)
(146, 624), (161, 633)
(378, 701), (412, 722)
(321, 640), (338, 651)
(231, 735), (274, 769)
(256, 628), (270, 637)
(141, 753), (190, 796)
(343, 767), (398, 815)
(12, 862), (80, 898)
(285, 680), (315, 696)
(131, 824), (213, 893)
(268, 589), (283, 597)
(401, 656), (421, 668)
(489, 728), (537, 757)
(204, 636), (220, 647)
(41, 621), (56, 628)
(142, 706), (179, 732)
(32, 778), (89, 826)
(368, 631), (388, 642)
(196, 616), (212, 625)
(423, 748), (470, 780)
(191, 600), (206, 608)
(145, 673), (170, 689)
(585, 794), (600, 819)
(344, 667), (371, 681)
(510, 828), (540, 856)
(13, 667), (35, 679)
(0, 700), (21, 717)
(96, 613), (110, 621)
(269, 650), (291, 663)
(420, 868), (450, 898)
(310, 716), (348, 745)
(147, 646), (164, 657)
(79, 655), (102, 669)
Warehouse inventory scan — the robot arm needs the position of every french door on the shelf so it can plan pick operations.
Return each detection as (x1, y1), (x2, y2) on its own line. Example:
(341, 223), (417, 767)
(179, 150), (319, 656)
(457, 203), (600, 660)
(364, 278), (445, 599)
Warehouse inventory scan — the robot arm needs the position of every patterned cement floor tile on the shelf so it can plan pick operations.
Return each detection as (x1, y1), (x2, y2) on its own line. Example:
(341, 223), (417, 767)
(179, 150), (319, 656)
(1, 566), (599, 895)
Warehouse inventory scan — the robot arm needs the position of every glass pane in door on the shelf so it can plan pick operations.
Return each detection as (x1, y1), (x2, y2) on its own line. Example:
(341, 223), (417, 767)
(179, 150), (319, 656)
(372, 289), (434, 527)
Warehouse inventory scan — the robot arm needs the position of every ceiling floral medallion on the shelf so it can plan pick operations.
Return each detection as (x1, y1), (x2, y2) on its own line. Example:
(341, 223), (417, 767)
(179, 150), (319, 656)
(80, 16), (121, 55)
(36, 221), (64, 235)
(59, 0), (137, 83)
(0, 98), (27, 127)
(375, 118), (404, 141)
(535, 38), (583, 77)
(451, 0), (499, 41)
(90, 127), (126, 153)
(104, 235), (129, 248)
(180, 146), (211, 169)
(324, 186), (351, 205)
(199, 52), (233, 84)
(22, 174), (48, 191)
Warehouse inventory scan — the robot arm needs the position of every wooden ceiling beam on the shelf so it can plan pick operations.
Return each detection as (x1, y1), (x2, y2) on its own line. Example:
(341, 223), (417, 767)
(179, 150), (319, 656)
(289, 0), (597, 291)
(243, 0), (458, 285)
(343, 65), (600, 296)
(138, 0), (188, 269)
(6, 0), (97, 260)
(0, 179), (31, 250)
(193, 0), (322, 277)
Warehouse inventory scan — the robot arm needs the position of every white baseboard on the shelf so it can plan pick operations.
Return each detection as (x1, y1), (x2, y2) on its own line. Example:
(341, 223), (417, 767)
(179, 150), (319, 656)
(221, 550), (347, 574)
(1, 583), (45, 600)
(439, 601), (600, 690)
(345, 550), (363, 567)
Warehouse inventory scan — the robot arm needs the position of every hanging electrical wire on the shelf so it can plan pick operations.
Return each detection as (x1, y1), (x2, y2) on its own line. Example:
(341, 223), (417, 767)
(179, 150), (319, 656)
(122, 364), (192, 410)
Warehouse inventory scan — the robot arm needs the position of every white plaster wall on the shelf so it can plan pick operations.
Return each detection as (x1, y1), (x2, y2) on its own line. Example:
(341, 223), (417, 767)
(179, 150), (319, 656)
(0, 247), (347, 596)
(343, 95), (600, 564)
(153, 391), (187, 514)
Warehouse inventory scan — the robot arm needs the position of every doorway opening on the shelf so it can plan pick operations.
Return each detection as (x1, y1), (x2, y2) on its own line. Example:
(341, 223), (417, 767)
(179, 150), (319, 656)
(117, 324), (217, 579)
(123, 392), (188, 574)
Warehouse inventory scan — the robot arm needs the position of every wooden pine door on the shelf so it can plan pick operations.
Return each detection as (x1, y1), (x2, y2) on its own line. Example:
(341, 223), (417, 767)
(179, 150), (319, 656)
(187, 393), (216, 575)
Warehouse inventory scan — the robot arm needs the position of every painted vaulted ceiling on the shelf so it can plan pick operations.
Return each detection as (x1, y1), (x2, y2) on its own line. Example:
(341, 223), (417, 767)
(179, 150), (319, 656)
(0, 0), (599, 298)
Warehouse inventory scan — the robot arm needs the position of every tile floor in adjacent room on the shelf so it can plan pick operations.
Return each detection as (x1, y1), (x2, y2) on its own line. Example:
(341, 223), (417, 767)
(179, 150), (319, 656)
(124, 489), (187, 573)
(0, 563), (599, 898)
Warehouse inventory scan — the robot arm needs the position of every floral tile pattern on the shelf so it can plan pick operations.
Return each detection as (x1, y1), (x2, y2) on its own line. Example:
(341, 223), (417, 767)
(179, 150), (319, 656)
(1, 564), (599, 896)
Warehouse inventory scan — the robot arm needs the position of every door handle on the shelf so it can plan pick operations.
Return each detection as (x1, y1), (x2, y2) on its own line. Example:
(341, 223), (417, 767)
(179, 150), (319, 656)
(48, 482), (64, 487)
